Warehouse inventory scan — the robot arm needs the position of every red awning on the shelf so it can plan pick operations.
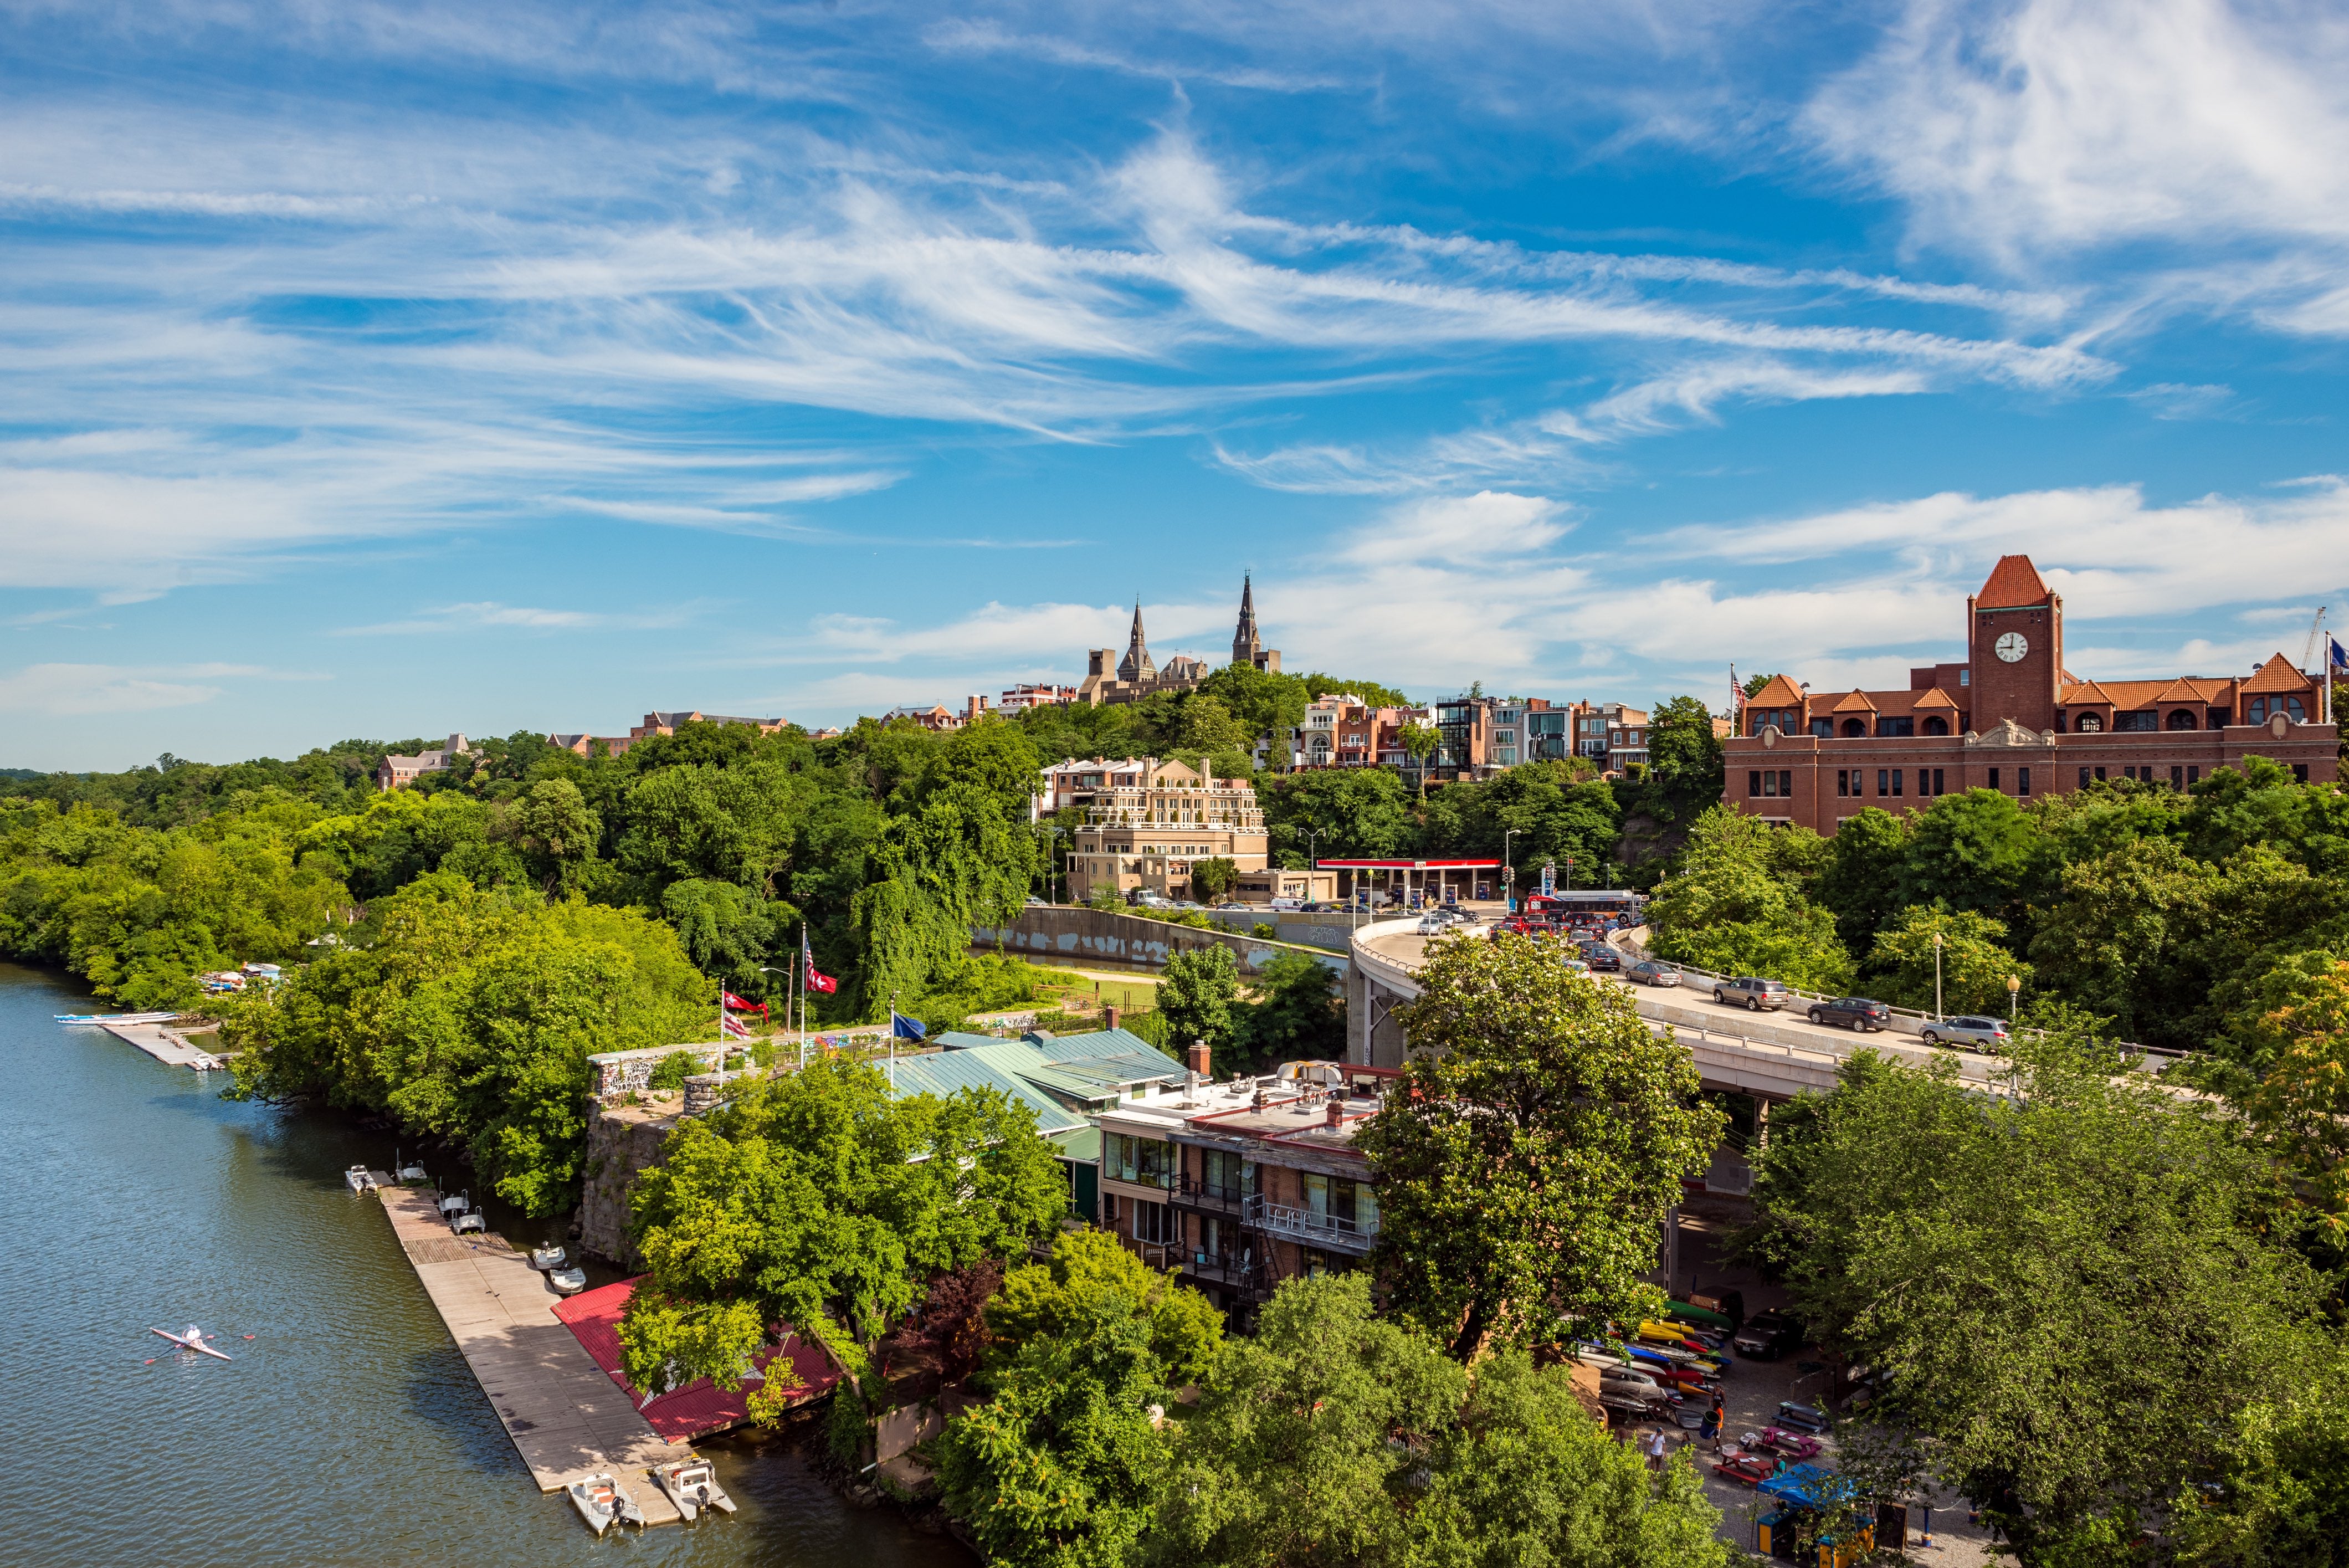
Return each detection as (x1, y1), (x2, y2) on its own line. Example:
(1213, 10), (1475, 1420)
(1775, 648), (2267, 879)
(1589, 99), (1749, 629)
(553, 1276), (842, 1441)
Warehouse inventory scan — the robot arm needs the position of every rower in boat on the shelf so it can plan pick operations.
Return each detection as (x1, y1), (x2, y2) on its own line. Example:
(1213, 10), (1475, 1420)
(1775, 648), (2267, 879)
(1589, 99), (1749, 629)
(148, 1324), (233, 1362)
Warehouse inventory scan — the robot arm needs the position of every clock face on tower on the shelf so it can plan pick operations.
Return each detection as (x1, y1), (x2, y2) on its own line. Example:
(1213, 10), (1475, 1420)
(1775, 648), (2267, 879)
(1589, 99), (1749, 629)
(1995, 631), (2029, 663)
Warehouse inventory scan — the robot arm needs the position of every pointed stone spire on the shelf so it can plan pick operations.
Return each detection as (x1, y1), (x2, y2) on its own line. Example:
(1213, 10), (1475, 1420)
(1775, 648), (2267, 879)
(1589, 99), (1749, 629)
(1232, 573), (1261, 668)
(1118, 598), (1156, 684)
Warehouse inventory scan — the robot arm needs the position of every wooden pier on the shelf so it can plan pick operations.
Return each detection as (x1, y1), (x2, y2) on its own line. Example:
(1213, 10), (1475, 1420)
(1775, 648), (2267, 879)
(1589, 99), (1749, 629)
(377, 1186), (689, 1526)
(91, 1017), (216, 1068)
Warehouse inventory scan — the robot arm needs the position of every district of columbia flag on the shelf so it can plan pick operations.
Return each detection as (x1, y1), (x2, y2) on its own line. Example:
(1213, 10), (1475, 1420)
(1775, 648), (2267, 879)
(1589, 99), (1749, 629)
(721, 991), (767, 1015)
(721, 1012), (753, 1039)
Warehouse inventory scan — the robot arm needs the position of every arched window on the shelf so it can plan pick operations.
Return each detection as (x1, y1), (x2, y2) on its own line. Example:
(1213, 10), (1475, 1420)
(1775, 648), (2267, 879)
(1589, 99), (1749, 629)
(2075, 714), (2102, 732)
(2288, 696), (2307, 721)
(2166, 709), (2198, 730)
(1840, 718), (1868, 737)
(1923, 716), (1950, 736)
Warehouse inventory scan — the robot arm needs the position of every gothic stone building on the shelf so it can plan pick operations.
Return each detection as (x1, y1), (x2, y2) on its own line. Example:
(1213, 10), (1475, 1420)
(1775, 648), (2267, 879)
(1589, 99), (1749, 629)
(1076, 578), (1280, 705)
(1724, 555), (2338, 834)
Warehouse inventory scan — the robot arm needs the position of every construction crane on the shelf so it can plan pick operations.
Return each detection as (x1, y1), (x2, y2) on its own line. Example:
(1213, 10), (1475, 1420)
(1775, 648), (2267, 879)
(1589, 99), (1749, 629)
(2302, 607), (2328, 673)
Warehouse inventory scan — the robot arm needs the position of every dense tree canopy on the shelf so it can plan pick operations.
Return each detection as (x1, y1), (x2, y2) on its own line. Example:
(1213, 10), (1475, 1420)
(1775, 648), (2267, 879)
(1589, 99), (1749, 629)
(1359, 931), (1723, 1358)
(1739, 1041), (2324, 1562)
(621, 1057), (1069, 1393)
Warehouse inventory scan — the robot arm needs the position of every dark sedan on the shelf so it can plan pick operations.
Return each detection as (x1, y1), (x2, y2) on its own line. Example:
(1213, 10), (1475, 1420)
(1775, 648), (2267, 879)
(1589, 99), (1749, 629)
(1807, 996), (1892, 1031)
(1580, 945), (1623, 973)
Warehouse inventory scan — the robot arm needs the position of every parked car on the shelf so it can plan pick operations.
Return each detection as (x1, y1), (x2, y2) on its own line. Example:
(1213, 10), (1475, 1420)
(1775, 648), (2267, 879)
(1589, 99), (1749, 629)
(1213, 901), (1253, 912)
(1732, 1310), (1805, 1360)
(1626, 960), (1683, 988)
(1920, 1015), (2011, 1051)
(1807, 996), (1892, 1031)
(1415, 913), (1453, 935)
(1712, 977), (1791, 1011)
(1581, 945), (1623, 973)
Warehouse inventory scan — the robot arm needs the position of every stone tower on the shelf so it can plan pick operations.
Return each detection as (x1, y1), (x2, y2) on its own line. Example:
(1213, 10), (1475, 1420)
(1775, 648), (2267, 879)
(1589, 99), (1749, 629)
(1232, 573), (1261, 668)
(1117, 599), (1156, 685)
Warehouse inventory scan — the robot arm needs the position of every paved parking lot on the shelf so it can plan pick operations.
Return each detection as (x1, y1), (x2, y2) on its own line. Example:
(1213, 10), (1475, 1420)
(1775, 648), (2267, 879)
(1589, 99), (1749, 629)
(1617, 1220), (2009, 1564)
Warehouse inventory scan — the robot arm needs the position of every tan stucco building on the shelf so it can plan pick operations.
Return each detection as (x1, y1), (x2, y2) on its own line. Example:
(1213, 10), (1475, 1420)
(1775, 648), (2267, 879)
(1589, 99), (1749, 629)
(1060, 757), (1271, 903)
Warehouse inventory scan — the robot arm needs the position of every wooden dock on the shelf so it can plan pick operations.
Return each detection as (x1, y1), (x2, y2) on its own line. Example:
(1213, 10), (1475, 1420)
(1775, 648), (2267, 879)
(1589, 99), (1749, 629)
(91, 1017), (216, 1068)
(377, 1186), (689, 1525)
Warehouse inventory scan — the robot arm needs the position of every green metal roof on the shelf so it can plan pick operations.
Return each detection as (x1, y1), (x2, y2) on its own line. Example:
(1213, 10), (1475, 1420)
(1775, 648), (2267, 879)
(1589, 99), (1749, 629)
(881, 1049), (1089, 1136)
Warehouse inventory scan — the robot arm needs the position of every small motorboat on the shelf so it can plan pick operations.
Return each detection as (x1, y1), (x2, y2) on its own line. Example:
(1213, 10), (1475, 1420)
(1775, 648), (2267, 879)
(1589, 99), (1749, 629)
(530, 1244), (567, 1270)
(345, 1165), (378, 1193)
(438, 1190), (469, 1217)
(653, 1457), (736, 1520)
(394, 1151), (428, 1184)
(566, 1472), (644, 1535)
(452, 1210), (485, 1235)
(546, 1266), (587, 1296)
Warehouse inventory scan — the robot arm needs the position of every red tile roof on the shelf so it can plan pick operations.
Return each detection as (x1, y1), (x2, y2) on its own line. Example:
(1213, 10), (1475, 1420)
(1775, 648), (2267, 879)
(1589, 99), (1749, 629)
(1828, 689), (1878, 712)
(1913, 687), (1960, 710)
(2243, 653), (2312, 694)
(1976, 555), (2051, 608)
(1747, 674), (1807, 707)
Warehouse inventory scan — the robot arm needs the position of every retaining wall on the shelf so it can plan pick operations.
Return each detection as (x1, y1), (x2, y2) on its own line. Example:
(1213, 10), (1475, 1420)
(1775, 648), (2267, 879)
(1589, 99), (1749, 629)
(973, 906), (1350, 980)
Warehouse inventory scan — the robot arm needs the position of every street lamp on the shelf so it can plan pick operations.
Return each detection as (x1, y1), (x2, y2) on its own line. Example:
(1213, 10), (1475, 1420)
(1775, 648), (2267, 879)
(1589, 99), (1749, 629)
(1932, 930), (1944, 1022)
(757, 965), (802, 1070)
(1301, 827), (1320, 908)
(1501, 828), (1516, 914)
(2007, 972), (2021, 1022)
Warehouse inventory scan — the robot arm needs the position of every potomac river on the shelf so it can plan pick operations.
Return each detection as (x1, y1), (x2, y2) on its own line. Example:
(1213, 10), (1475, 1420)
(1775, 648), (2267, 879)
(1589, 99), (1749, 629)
(0, 962), (970, 1568)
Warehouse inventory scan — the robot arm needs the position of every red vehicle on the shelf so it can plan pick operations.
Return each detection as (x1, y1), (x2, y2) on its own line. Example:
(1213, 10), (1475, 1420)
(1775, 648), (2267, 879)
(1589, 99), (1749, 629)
(1713, 1452), (1780, 1487)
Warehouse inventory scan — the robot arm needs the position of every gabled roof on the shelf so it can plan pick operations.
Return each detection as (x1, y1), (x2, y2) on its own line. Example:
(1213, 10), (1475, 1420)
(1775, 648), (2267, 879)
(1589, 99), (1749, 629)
(1829, 689), (1879, 713)
(2243, 653), (2312, 694)
(1912, 687), (1960, 710)
(1976, 555), (2051, 608)
(2060, 679), (2117, 706)
(1746, 674), (1807, 707)
(2152, 677), (2210, 703)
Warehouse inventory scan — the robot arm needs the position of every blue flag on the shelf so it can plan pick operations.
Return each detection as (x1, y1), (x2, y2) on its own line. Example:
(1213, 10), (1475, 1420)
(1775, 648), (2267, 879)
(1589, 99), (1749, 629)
(891, 1010), (927, 1042)
(2331, 635), (2347, 671)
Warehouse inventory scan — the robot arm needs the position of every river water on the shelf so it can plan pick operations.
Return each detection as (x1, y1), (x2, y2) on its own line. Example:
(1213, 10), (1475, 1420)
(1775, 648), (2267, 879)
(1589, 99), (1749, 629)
(0, 964), (970, 1568)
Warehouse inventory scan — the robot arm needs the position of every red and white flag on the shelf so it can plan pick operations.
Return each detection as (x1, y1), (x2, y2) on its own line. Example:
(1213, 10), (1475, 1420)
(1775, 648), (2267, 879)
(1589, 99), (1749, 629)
(722, 991), (767, 1016)
(721, 1011), (754, 1039)
(802, 929), (838, 996)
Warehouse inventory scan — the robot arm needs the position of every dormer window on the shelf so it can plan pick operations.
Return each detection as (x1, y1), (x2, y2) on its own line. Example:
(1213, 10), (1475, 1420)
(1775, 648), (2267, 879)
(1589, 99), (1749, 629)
(2075, 714), (2102, 732)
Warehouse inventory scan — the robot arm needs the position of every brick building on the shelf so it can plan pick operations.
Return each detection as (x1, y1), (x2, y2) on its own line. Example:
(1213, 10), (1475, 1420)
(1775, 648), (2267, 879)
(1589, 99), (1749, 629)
(377, 733), (468, 791)
(1096, 1055), (1393, 1320)
(1060, 756), (1272, 903)
(1723, 556), (2338, 833)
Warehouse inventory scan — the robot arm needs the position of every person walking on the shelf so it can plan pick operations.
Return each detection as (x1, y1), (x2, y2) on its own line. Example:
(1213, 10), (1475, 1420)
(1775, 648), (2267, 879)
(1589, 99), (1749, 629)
(1701, 1395), (1725, 1449)
(1644, 1426), (1669, 1471)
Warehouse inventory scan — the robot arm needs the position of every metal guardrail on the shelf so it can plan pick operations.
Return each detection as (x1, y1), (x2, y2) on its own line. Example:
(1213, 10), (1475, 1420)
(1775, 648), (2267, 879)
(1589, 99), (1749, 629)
(1608, 928), (2189, 1066)
(1246, 1193), (1380, 1248)
(1171, 1174), (1247, 1213)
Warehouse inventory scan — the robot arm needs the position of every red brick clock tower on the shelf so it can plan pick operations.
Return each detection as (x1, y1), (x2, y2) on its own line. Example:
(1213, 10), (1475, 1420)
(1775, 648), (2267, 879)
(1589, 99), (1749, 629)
(1966, 556), (2062, 732)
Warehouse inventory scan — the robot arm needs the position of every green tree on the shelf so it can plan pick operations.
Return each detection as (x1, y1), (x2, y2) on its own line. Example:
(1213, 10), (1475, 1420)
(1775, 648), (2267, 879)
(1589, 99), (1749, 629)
(2245, 959), (2349, 1236)
(1738, 1042), (2323, 1561)
(1639, 694), (1727, 826)
(1864, 905), (2027, 1016)
(1190, 856), (1239, 902)
(1812, 805), (1910, 952)
(1645, 806), (1852, 991)
(1259, 767), (1412, 863)
(1297, 672), (1413, 710)
(620, 1057), (1069, 1396)
(2171, 1349), (2349, 1568)
(1896, 787), (2053, 928)
(659, 878), (786, 992)
(1402, 1349), (1728, 1568)
(1229, 950), (1345, 1074)
(1158, 944), (1240, 1054)
(1358, 931), (1724, 1358)
(1143, 1273), (1468, 1568)
(2027, 836), (2217, 1046)
(984, 1229), (1224, 1386)
(1197, 663), (1311, 744)
(1399, 721), (1439, 797)
(512, 777), (602, 893)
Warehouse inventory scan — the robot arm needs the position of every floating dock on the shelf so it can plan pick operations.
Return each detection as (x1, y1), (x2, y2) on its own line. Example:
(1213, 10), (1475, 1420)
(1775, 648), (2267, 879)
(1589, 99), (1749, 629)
(75, 1015), (218, 1069)
(377, 1186), (689, 1526)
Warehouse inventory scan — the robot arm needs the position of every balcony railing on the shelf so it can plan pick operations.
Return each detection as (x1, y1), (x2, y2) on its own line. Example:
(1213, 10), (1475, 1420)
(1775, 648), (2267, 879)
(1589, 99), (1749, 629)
(1170, 1174), (1247, 1215)
(1180, 1252), (1273, 1300)
(1245, 1194), (1379, 1251)
(1103, 1167), (1177, 1192)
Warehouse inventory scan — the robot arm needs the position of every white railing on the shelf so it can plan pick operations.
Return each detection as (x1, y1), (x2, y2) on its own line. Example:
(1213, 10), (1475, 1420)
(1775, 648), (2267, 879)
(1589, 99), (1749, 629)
(1247, 1194), (1379, 1247)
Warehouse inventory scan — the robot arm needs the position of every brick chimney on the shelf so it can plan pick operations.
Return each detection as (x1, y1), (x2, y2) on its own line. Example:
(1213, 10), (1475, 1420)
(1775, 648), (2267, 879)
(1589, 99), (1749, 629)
(1186, 1038), (1211, 1078)
(1104, 1003), (1121, 1031)
(1326, 1098), (1344, 1129)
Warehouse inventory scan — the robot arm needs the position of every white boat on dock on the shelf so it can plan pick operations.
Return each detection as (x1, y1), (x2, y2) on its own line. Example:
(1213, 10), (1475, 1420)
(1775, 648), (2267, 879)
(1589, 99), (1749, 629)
(653, 1457), (736, 1521)
(529, 1244), (567, 1270)
(438, 1191), (469, 1217)
(451, 1210), (485, 1235)
(546, 1265), (586, 1296)
(567, 1472), (644, 1535)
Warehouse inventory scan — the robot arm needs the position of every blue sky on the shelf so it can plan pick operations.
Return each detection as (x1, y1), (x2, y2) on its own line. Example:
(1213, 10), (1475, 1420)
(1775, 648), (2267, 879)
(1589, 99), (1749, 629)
(4, 0), (2346, 768)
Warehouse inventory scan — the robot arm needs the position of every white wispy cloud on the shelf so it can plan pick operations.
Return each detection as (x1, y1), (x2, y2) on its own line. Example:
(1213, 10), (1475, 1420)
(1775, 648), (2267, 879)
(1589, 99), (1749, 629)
(0, 661), (318, 716)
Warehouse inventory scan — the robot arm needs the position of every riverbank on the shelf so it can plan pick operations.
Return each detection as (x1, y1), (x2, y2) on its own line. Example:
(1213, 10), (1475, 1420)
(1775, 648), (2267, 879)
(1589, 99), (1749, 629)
(0, 961), (970, 1567)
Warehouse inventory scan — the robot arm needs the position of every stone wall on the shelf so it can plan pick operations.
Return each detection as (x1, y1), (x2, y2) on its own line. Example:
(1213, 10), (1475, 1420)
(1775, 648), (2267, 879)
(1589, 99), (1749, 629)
(586, 1043), (730, 1099)
(973, 906), (1350, 980)
(579, 1100), (683, 1268)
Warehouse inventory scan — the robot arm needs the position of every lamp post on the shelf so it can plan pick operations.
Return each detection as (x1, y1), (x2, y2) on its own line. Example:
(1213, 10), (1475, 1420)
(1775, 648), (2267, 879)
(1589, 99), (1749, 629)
(2007, 973), (2021, 1022)
(1301, 827), (1320, 909)
(1932, 930), (1944, 1022)
(757, 965), (799, 1071)
(1502, 828), (1517, 914)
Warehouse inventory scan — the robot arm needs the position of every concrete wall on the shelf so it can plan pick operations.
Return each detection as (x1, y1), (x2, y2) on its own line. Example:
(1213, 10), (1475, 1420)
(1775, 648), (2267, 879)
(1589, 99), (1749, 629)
(974, 906), (1350, 981)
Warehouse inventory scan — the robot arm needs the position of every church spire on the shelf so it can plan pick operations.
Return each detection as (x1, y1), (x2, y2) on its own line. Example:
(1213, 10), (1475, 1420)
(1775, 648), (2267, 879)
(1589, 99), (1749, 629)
(1232, 573), (1261, 668)
(1117, 598), (1156, 684)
